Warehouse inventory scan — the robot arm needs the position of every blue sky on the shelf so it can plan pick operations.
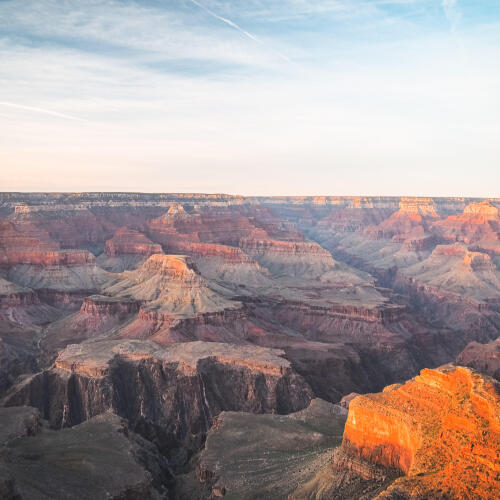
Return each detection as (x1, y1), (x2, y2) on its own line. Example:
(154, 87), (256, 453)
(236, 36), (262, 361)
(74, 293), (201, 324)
(0, 0), (499, 195)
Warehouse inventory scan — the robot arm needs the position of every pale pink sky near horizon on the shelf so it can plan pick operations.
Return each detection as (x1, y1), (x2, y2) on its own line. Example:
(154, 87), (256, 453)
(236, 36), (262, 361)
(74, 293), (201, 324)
(1, 0), (499, 197)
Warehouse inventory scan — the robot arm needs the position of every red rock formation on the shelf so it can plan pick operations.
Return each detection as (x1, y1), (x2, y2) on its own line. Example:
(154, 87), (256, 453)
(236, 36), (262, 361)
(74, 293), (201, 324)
(239, 238), (338, 277)
(340, 365), (500, 498)
(240, 238), (331, 257)
(178, 242), (254, 263)
(147, 204), (271, 251)
(104, 227), (162, 257)
(0, 220), (100, 268)
(364, 199), (438, 241)
(315, 207), (393, 234)
(12, 207), (117, 249)
(431, 200), (500, 252)
(4, 249), (95, 267)
(0, 222), (59, 266)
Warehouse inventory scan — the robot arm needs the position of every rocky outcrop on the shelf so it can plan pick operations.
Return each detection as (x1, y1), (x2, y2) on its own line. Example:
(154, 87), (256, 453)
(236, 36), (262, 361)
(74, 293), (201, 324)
(239, 238), (347, 279)
(2, 340), (313, 466)
(105, 227), (163, 257)
(38, 295), (141, 363)
(457, 337), (500, 380)
(2, 193), (500, 498)
(431, 200), (500, 252)
(0, 408), (168, 499)
(339, 365), (500, 498)
(104, 254), (240, 322)
(97, 226), (164, 272)
(398, 244), (500, 302)
(0, 277), (38, 309)
(11, 206), (118, 250)
(176, 399), (346, 500)
(118, 305), (251, 345)
(147, 205), (268, 251)
(463, 200), (500, 219)
(0, 221), (59, 262)
(0, 221), (111, 307)
(80, 294), (141, 317)
(181, 243), (272, 291)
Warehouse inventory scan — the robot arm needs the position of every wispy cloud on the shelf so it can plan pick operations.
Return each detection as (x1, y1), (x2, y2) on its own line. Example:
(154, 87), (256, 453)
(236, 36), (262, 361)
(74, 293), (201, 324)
(442, 0), (461, 31)
(0, 0), (499, 195)
(188, 0), (291, 63)
(0, 101), (85, 122)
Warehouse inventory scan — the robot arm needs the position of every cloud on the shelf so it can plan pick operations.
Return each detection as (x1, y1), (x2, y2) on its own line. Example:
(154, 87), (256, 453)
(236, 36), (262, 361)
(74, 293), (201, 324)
(0, 101), (86, 121)
(442, 0), (461, 31)
(0, 0), (499, 196)
(188, 0), (291, 63)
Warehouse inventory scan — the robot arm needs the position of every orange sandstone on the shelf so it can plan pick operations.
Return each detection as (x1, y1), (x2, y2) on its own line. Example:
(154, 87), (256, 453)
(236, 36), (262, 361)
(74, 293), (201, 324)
(342, 365), (500, 499)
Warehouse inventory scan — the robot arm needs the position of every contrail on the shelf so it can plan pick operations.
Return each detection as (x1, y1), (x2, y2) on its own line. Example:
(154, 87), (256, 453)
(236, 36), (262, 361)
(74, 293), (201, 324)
(0, 101), (85, 122)
(188, 0), (291, 63)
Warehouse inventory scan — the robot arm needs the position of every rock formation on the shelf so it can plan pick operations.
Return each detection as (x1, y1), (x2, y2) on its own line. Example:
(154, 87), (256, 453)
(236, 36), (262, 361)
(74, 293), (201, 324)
(2, 339), (313, 466)
(0, 407), (168, 499)
(432, 200), (500, 253)
(97, 226), (163, 272)
(337, 365), (500, 499)
(175, 399), (347, 499)
(457, 337), (500, 380)
(1, 192), (500, 498)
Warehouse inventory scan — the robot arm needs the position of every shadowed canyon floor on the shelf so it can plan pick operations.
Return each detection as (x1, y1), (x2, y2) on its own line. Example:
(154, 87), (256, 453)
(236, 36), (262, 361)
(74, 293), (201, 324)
(0, 193), (499, 498)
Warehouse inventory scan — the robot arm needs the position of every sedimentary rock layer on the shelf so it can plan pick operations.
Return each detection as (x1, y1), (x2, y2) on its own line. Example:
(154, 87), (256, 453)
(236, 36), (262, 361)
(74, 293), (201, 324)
(3, 340), (313, 466)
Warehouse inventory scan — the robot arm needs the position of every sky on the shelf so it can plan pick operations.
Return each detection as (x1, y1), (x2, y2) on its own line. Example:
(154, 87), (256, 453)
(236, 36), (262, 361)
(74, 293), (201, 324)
(0, 0), (499, 196)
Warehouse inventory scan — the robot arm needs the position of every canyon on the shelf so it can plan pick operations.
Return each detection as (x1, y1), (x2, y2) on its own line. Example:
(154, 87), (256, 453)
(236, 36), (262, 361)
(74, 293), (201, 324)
(0, 192), (499, 499)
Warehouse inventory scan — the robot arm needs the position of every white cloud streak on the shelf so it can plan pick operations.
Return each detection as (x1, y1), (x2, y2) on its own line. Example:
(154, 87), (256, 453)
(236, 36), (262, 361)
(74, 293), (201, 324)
(0, 101), (86, 122)
(188, 0), (292, 63)
(442, 0), (461, 31)
(0, 0), (499, 195)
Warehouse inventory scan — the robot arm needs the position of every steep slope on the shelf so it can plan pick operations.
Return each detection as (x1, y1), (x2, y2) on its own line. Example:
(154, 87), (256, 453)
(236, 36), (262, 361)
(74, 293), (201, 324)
(338, 365), (500, 499)
(457, 337), (500, 380)
(2, 339), (313, 466)
(332, 200), (440, 272)
(432, 200), (500, 253)
(400, 243), (500, 302)
(105, 254), (237, 318)
(175, 399), (347, 500)
(103, 254), (246, 344)
(0, 407), (167, 499)
(0, 221), (111, 305)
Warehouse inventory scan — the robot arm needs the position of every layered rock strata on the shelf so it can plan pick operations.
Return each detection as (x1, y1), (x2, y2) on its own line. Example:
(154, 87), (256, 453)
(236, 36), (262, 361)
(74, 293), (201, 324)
(339, 365), (500, 499)
(2, 340), (313, 466)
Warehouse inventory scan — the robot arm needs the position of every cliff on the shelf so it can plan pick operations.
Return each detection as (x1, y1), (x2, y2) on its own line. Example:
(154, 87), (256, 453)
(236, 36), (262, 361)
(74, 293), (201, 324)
(2, 339), (313, 466)
(340, 365), (500, 498)
(457, 337), (500, 380)
(431, 200), (500, 252)
(104, 226), (163, 257)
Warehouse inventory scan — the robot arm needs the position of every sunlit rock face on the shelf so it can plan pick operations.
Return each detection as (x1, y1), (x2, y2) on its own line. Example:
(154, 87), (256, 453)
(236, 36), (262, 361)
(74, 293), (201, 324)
(431, 200), (500, 252)
(341, 365), (500, 499)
